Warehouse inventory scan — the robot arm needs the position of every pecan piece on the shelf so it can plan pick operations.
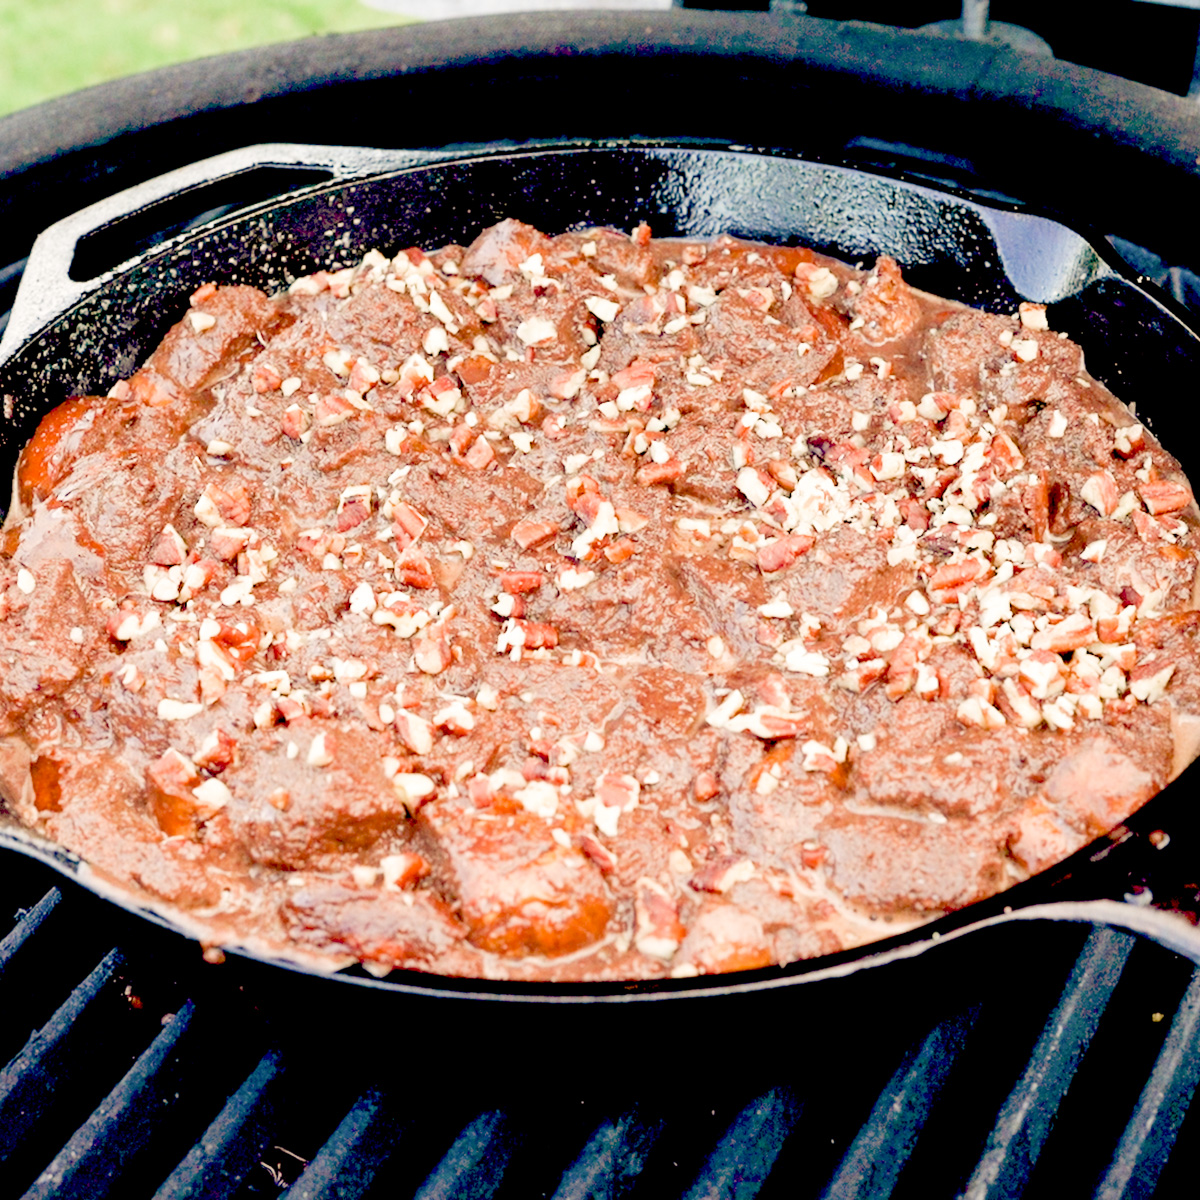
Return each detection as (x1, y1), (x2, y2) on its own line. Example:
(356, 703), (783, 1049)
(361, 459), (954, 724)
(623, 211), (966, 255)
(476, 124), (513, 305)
(510, 519), (558, 550)
(634, 878), (686, 961)
(1139, 479), (1192, 515)
(635, 459), (685, 487)
(756, 534), (815, 574)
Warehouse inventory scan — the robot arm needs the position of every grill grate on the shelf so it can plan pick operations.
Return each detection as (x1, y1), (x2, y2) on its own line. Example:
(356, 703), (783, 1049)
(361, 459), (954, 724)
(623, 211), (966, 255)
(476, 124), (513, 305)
(2, 857), (1200, 1198)
(819, 1005), (978, 1198)
(1096, 969), (1200, 1199)
(966, 927), (1137, 1199)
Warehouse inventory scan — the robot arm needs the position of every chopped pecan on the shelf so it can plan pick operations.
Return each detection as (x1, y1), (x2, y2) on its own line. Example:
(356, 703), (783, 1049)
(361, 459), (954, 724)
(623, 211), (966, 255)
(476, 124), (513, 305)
(149, 524), (188, 567)
(604, 538), (637, 564)
(634, 878), (685, 961)
(394, 709), (435, 755)
(579, 834), (617, 874)
(413, 627), (453, 675)
(1132, 509), (1187, 544)
(927, 558), (986, 603)
(464, 435), (496, 470)
(313, 392), (357, 427)
(497, 570), (544, 594)
(1030, 613), (1097, 654)
(756, 534), (815, 574)
(1139, 479), (1192, 515)
(515, 620), (559, 650)
(884, 629), (931, 700)
(280, 405), (310, 439)
(988, 431), (1025, 474)
(206, 481), (252, 527)
(549, 368), (586, 400)
(396, 550), (436, 589)
(208, 527), (251, 562)
(689, 856), (756, 894)
(510, 519), (558, 550)
(192, 728), (237, 774)
(337, 498), (371, 533)
(635, 459), (685, 487)
(380, 852), (430, 891)
(1081, 470), (1118, 517)
(252, 363), (283, 393)
(610, 359), (656, 391)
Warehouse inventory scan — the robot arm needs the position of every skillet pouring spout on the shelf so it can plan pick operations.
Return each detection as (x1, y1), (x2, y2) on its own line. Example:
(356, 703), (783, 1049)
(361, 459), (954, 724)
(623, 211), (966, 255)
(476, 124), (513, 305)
(3, 141), (1200, 1000)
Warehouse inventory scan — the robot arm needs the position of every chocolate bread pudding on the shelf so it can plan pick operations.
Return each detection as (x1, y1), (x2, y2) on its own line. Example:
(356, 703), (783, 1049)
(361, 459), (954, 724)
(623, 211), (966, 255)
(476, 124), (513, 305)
(2, 218), (1198, 982)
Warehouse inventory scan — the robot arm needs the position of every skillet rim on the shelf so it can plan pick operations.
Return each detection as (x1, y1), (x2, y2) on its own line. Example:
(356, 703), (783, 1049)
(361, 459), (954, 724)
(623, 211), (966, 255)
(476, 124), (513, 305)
(3, 137), (1200, 1003)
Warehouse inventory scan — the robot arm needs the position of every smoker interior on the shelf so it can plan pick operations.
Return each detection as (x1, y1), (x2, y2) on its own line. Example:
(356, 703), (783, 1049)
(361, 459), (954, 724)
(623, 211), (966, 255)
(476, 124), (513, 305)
(4, 9), (1200, 1196)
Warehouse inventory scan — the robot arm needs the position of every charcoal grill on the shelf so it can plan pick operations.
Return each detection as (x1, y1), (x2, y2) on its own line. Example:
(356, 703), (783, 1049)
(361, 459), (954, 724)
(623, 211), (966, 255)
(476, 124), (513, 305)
(4, 8), (1200, 1195)
(5, 852), (1200, 1197)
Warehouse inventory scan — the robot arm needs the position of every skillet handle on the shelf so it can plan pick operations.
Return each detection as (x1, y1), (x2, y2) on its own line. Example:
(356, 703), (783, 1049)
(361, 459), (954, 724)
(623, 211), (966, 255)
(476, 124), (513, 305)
(0, 142), (446, 358)
(939, 899), (1200, 966)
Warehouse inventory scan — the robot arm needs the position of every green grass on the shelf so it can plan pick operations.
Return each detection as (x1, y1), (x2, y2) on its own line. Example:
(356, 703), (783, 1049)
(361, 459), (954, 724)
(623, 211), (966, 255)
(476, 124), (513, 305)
(0, 0), (414, 118)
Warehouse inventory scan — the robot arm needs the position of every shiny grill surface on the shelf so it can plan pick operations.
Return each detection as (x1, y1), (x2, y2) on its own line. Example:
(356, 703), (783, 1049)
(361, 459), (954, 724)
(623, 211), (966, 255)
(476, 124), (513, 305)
(3, 858), (1200, 1198)
(2, 13), (1200, 1197)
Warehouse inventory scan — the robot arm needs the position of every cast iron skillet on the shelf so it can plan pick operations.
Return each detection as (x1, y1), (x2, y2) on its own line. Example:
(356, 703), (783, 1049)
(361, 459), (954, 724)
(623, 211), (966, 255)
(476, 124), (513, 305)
(3, 141), (1200, 1010)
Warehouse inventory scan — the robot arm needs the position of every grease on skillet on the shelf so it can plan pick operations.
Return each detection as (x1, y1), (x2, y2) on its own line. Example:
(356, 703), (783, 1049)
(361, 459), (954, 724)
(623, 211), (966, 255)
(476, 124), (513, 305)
(2, 219), (1199, 982)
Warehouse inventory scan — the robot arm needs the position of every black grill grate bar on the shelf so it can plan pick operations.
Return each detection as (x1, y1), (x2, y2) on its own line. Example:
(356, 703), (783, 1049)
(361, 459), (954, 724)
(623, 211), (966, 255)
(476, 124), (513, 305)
(819, 1006), (980, 1199)
(0, 889), (61, 973)
(680, 1086), (804, 1200)
(279, 1087), (411, 1200)
(1094, 965), (1200, 1199)
(18, 998), (198, 1200)
(0, 946), (125, 1164)
(962, 926), (1138, 1200)
(550, 1108), (667, 1200)
(151, 1048), (290, 1200)
(412, 1111), (518, 1200)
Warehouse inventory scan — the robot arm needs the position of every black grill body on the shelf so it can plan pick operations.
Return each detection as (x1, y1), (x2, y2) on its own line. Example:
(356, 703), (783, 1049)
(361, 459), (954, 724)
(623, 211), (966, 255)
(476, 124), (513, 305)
(4, 853), (1200, 1198)
(3, 12), (1200, 1196)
